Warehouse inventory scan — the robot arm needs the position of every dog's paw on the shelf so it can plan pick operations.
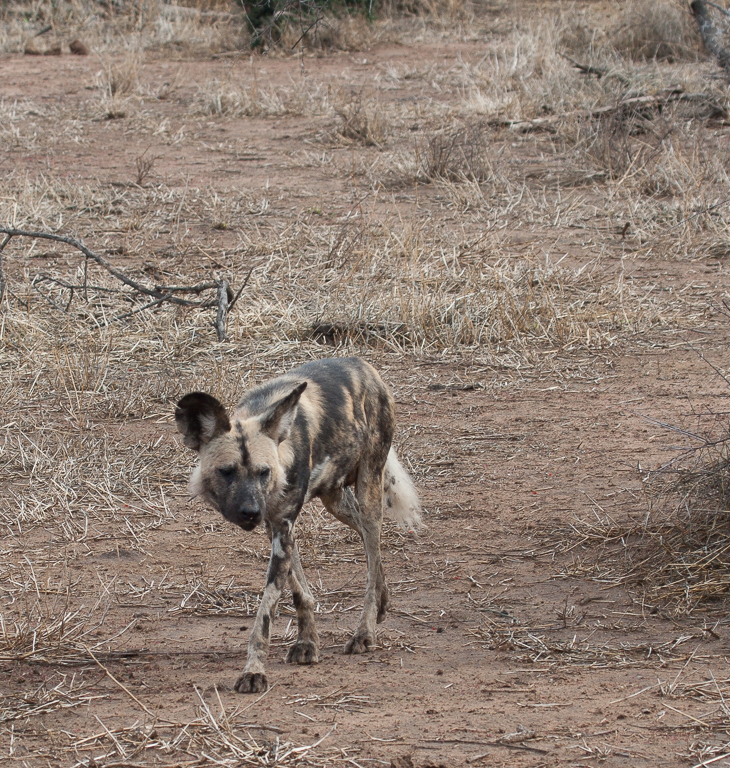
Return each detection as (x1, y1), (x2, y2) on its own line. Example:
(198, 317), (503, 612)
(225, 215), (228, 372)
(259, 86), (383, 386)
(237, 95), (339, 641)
(286, 640), (319, 665)
(344, 630), (374, 655)
(234, 672), (268, 693)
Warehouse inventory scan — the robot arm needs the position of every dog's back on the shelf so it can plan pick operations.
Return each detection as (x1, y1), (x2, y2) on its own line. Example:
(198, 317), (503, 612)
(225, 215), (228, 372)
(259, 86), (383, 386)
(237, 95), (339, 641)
(235, 357), (393, 498)
(235, 357), (421, 529)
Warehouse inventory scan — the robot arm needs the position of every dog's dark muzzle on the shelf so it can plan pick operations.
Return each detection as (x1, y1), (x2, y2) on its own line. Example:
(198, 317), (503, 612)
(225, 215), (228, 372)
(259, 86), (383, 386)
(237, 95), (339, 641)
(235, 511), (261, 531)
(219, 486), (263, 531)
(221, 506), (262, 531)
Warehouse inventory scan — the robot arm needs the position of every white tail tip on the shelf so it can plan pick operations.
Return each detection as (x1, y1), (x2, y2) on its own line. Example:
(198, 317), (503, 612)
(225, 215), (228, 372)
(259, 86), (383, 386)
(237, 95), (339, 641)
(383, 447), (423, 531)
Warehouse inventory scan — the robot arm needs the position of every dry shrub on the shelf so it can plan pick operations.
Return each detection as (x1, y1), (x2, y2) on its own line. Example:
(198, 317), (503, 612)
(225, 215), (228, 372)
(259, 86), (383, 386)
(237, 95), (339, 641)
(564, 104), (730, 207)
(278, 11), (376, 51)
(560, 0), (699, 63)
(460, 6), (708, 129)
(637, 318), (730, 612)
(0, 0), (248, 55)
(560, 312), (730, 615)
(569, 103), (666, 183)
(248, 0), (470, 52)
(462, 17), (601, 121)
(334, 90), (387, 146)
(637, 120), (730, 200)
(367, 123), (495, 188)
(569, 406), (730, 616)
(609, 0), (700, 62)
(417, 123), (491, 182)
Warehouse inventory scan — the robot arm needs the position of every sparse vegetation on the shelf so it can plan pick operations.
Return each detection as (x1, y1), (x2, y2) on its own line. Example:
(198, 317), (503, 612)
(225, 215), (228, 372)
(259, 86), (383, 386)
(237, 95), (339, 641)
(562, 311), (730, 616)
(3, 0), (730, 764)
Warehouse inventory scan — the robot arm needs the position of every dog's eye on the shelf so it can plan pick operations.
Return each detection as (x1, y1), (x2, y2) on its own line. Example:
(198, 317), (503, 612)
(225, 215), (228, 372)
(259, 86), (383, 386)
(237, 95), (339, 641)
(258, 466), (271, 482)
(218, 465), (237, 480)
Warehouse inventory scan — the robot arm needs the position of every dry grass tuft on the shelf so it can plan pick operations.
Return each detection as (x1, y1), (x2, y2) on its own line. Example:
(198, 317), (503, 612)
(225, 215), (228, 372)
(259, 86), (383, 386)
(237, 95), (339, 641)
(333, 90), (387, 147)
(416, 123), (491, 182)
(562, 100), (730, 191)
(95, 51), (144, 119)
(0, 0), (249, 55)
(198, 74), (332, 118)
(227, 221), (690, 357)
(609, 0), (700, 62)
(555, 334), (730, 616)
(100, 51), (144, 99)
(560, 0), (700, 63)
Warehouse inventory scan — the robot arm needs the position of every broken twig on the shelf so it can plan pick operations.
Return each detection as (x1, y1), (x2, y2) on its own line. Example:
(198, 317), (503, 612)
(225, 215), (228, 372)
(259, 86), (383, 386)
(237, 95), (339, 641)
(0, 228), (251, 339)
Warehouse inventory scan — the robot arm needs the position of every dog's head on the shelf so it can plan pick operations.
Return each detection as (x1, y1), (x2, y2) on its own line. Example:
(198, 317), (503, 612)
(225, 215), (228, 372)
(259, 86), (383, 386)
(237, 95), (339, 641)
(175, 382), (307, 531)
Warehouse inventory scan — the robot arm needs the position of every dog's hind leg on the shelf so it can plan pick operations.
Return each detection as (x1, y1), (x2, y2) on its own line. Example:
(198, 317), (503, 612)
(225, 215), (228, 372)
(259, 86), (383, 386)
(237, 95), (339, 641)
(348, 469), (388, 653)
(322, 481), (388, 653)
(285, 542), (319, 665)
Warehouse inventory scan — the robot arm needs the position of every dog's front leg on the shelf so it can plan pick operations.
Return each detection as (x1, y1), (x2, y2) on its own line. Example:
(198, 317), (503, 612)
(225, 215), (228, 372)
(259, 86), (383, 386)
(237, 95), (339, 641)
(234, 522), (294, 693)
(285, 542), (319, 665)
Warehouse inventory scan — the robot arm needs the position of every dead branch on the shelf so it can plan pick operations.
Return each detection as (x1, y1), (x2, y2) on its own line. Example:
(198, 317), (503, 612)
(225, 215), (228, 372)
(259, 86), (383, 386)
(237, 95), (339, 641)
(691, 0), (730, 75)
(227, 266), (254, 312)
(154, 281), (220, 294)
(490, 90), (728, 132)
(0, 227), (250, 339)
(0, 233), (10, 304)
(215, 279), (229, 342)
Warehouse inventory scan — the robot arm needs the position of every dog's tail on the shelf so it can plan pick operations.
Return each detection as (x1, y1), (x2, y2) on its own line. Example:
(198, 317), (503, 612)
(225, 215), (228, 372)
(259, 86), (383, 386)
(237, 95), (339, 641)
(383, 447), (423, 531)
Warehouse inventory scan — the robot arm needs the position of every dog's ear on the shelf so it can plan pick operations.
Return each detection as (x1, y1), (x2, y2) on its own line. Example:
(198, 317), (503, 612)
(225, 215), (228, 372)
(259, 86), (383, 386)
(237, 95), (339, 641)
(175, 392), (231, 451)
(260, 382), (307, 444)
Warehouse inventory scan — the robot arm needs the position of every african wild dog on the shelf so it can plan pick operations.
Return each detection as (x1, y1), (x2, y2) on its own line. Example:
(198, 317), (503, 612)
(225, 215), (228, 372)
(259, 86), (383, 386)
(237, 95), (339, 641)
(175, 357), (421, 693)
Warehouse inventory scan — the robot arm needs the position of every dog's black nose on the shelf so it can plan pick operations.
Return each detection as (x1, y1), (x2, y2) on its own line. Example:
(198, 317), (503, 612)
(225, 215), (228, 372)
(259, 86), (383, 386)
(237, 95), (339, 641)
(235, 509), (261, 531)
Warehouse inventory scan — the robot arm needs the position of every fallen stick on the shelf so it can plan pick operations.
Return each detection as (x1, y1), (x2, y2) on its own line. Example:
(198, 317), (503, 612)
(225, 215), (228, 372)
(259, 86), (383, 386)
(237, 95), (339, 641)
(0, 227), (250, 339)
(215, 279), (229, 342)
(489, 90), (728, 132)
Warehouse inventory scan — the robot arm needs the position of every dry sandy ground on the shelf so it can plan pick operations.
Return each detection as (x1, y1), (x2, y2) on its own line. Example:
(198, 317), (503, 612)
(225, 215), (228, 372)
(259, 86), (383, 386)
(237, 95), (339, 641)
(2, 32), (730, 768)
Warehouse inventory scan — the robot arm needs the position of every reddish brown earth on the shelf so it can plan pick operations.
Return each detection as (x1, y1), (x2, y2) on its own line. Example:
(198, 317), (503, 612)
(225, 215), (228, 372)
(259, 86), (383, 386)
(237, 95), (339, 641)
(2, 38), (730, 768)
